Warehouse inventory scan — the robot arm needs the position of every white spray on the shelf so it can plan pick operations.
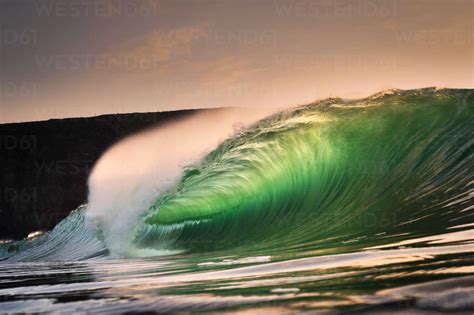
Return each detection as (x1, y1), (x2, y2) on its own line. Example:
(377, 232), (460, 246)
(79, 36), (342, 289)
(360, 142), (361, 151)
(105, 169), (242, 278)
(85, 108), (275, 257)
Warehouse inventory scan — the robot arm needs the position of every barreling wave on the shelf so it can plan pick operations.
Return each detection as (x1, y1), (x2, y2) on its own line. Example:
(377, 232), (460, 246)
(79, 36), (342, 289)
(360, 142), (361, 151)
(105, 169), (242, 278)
(2, 87), (473, 261)
(133, 87), (474, 254)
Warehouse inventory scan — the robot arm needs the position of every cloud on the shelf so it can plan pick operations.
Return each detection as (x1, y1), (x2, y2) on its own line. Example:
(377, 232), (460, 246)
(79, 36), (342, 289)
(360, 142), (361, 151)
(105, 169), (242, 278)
(100, 24), (208, 72)
(195, 55), (266, 87)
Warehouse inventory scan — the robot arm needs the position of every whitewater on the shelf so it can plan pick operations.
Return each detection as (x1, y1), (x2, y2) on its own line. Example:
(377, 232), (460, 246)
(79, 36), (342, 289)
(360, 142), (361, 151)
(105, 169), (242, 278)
(0, 88), (473, 313)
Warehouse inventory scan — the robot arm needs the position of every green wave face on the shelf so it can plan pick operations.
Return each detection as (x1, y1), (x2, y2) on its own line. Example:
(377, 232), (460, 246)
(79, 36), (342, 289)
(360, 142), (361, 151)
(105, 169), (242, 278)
(134, 88), (473, 253)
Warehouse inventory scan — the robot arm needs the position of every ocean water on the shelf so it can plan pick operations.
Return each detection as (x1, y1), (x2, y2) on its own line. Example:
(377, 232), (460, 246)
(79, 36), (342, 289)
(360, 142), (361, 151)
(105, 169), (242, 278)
(1, 88), (473, 314)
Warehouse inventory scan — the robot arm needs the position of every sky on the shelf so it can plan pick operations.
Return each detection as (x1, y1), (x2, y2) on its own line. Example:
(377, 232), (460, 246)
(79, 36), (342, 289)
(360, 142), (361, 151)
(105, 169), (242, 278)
(0, 0), (472, 123)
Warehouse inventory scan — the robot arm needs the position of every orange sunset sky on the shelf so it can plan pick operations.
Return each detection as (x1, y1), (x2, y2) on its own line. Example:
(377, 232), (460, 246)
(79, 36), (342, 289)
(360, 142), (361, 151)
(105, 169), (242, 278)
(0, 0), (472, 123)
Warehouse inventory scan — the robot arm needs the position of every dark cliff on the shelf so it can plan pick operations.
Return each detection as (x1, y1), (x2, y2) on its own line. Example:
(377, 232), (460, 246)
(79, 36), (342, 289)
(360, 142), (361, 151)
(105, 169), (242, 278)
(0, 109), (200, 240)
